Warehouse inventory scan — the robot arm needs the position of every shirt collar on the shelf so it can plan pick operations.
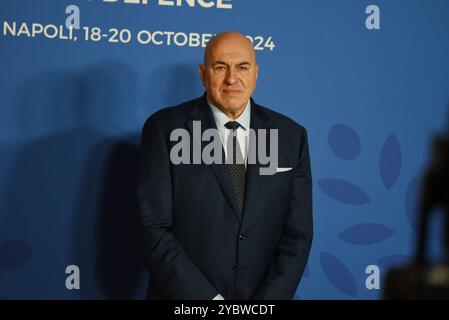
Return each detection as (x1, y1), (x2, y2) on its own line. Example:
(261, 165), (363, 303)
(207, 98), (251, 131)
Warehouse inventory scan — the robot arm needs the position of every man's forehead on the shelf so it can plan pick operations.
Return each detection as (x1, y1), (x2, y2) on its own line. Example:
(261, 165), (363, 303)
(206, 44), (255, 64)
(208, 32), (252, 47)
(204, 32), (256, 64)
(210, 49), (254, 59)
(210, 39), (252, 52)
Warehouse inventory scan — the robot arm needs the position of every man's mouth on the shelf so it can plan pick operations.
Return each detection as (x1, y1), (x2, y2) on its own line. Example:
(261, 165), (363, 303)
(222, 89), (242, 94)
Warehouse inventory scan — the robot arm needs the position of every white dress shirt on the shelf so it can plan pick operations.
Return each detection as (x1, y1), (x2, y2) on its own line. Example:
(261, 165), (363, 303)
(208, 98), (251, 168)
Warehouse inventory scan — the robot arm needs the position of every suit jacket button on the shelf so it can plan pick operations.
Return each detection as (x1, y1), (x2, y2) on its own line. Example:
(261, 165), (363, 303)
(238, 234), (248, 240)
(233, 266), (239, 272)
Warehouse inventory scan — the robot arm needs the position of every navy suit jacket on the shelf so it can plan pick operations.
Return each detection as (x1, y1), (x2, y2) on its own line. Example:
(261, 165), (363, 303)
(137, 95), (313, 300)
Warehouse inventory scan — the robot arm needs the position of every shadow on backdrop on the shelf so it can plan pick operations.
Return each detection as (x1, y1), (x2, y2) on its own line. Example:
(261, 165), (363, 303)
(0, 69), (106, 298)
(144, 63), (203, 110)
(73, 61), (203, 298)
(0, 61), (202, 299)
(0, 62), (146, 299)
(71, 62), (146, 299)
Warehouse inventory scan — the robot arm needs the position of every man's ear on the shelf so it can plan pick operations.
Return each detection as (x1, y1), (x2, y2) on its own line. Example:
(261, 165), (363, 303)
(255, 64), (259, 81)
(198, 64), (206, 85)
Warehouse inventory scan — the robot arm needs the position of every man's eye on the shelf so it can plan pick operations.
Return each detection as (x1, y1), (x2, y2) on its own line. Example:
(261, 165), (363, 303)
(215, 66), (225, 70)
(239, 66), (248, 71)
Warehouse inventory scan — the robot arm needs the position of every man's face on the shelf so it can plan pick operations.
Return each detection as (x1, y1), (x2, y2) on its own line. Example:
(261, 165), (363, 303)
(199, 33), (258, 118)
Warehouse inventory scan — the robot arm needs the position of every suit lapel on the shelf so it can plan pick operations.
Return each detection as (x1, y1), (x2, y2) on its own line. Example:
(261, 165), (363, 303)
(186, 96), (242, 222)
(241, 99), (273, 229)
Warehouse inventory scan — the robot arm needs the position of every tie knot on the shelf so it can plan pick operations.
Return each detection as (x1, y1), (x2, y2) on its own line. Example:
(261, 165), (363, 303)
(225, 121), (240, 131)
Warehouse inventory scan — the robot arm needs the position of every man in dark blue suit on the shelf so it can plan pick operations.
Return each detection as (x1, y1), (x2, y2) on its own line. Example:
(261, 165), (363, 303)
(138, 32), (313, 300)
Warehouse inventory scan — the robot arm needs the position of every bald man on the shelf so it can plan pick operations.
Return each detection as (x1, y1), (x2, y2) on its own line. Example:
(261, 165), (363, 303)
(138, 32), (313, 300)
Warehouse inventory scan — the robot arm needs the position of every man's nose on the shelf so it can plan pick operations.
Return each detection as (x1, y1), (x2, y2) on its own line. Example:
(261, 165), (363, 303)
(225, 68), (238, 85)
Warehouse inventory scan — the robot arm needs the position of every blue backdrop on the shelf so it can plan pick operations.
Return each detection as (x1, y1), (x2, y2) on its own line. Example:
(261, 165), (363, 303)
(1, 0), (449, 299)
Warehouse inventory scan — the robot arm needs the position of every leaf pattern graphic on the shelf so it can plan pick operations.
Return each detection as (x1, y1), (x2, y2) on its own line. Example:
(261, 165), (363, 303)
(320, 252), (357, 297)
(328, 124), (361, 160)
(318, 179), (370, 205)
(379, 134), (401, 189)
(338, 223), (394, 245)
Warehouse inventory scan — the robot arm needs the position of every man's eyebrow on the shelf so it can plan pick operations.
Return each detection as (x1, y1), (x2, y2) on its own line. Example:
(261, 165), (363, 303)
(212, 61), (252, 66)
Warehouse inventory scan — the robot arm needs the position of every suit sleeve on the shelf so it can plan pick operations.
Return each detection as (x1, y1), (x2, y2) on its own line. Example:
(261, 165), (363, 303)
(137, 114), (218, 299)
(252, 126), (313, 300)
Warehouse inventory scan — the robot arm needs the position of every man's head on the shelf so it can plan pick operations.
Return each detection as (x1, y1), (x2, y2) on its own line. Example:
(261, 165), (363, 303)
(199, 31), (258, 119)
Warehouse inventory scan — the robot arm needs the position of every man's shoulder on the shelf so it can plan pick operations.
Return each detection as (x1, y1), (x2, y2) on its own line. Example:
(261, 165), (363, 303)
(142, 96), (201, 130)
(254, 101), (307, 135)
(147, 97), (199, 121)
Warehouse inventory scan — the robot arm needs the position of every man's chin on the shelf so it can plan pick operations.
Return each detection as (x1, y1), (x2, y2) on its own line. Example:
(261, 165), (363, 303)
(220, 98), (248, 111)
(222, 105), (246, 114)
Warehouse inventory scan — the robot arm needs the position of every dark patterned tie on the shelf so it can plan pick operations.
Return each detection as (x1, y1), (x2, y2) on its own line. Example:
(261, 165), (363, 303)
(224, 121), (246, 212)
